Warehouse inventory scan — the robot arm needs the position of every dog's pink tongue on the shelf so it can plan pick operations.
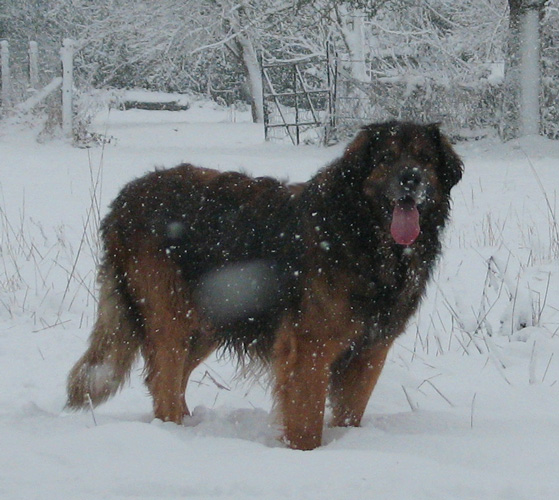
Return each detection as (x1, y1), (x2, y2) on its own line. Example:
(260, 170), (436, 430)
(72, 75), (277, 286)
(391, 199), (420, 246)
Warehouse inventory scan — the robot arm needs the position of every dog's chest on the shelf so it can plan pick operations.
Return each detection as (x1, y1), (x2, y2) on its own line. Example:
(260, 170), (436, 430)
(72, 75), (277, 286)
(345, 248), (430, 322)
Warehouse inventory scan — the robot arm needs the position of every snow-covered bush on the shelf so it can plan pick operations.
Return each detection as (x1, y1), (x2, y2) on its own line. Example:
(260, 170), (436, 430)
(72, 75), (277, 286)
(334, 76), (502, 140)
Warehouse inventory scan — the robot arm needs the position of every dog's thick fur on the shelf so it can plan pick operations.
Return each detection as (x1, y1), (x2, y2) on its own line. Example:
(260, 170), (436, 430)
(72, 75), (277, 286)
(67, 121), (462, 450)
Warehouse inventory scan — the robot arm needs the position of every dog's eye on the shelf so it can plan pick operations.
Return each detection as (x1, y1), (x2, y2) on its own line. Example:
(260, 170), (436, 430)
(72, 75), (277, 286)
(379, 151), (397, 163)
(418, 152), (433, 163)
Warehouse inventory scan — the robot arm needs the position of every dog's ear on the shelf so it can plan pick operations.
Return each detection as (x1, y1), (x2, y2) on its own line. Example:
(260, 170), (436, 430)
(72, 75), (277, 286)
(428, 123), (463, 193)
(343, 127), (371, 161)
(342, 123), (389, 166)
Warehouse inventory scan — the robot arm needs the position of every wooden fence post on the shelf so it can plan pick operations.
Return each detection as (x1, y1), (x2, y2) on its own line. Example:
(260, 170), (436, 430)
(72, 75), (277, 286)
(1, 40), (11, 109)
(29, 41), (39, 90)
(61, 38), (74, 138)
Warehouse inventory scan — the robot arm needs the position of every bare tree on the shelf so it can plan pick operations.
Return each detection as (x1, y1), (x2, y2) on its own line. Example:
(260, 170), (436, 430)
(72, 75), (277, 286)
(297, 0), (392, 83)
(203, 0), (298, 123)
(210, 0), (266, 122)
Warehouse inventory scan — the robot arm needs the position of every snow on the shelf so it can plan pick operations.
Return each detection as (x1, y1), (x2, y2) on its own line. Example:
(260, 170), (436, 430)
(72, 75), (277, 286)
(1, 103), (559, 499)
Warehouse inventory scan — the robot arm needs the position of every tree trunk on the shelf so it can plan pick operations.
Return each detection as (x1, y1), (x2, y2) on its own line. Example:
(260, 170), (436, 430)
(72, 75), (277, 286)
(334, 5), (369, 84)
(501, 0), (544, 139)
(234, 34), (264, 124)
(224, 4), (264, 124)
(518, 6), (541, 136)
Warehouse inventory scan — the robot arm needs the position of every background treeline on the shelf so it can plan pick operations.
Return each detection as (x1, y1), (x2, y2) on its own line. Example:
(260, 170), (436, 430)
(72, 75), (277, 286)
(1, 0), (558, 139)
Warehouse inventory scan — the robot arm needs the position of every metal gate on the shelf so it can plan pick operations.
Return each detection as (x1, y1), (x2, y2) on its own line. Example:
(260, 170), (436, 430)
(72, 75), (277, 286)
(262, 47), (336, 145)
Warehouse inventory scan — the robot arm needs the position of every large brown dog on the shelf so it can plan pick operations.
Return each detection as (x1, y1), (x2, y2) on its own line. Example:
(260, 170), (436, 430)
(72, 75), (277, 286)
(67, 121), (463, 450)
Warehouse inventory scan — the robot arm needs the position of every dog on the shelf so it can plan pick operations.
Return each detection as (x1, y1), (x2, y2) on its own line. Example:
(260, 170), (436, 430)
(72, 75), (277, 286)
(67, 121), (463, 450)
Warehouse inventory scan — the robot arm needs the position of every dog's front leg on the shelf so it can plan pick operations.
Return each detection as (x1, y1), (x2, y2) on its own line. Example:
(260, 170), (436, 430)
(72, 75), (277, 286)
(273, 323), (343, 451)
(329, 338), (394, 427)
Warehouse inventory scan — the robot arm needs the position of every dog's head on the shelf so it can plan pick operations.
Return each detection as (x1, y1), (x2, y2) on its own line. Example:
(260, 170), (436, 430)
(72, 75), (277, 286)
(342, 121), (463, 246)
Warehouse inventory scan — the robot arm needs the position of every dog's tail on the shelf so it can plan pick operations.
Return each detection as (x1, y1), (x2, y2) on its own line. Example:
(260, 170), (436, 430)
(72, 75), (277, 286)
(66, 261), (142, 410)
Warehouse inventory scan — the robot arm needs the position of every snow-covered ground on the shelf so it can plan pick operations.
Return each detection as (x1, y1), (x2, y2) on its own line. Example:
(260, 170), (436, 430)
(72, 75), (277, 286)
(1, 102), (558, 499)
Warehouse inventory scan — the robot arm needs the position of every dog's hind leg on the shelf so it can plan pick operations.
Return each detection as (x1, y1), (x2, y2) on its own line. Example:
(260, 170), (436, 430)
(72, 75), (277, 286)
(131, 253), (216, 423)
(142, 323), (216, 423)
(329, 339), (393, 428)
(142, 333), (190, 423)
